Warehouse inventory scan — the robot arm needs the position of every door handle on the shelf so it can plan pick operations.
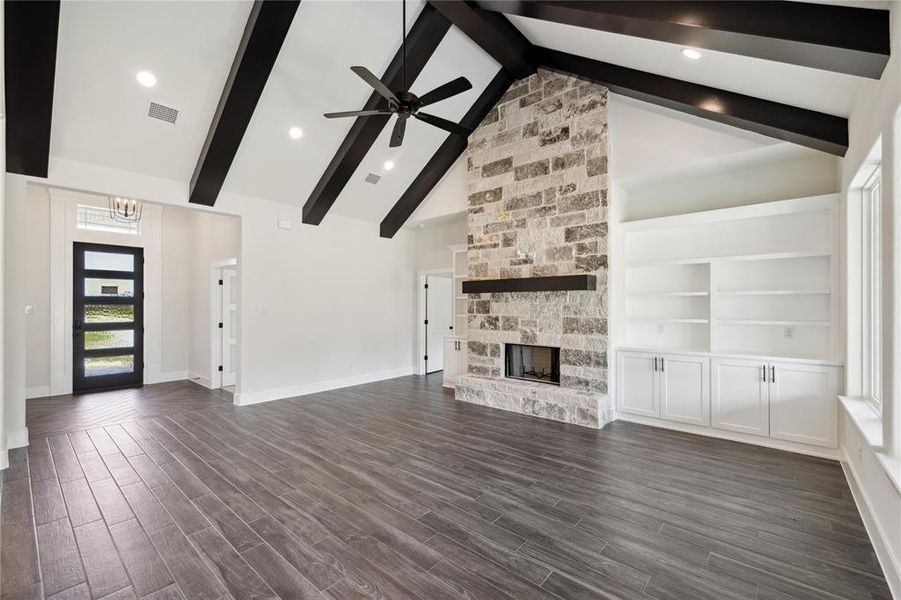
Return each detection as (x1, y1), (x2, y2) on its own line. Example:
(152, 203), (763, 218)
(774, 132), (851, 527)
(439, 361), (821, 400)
(770, 365), (775, 383)
(660, 357), (665, 372)
(761, 365), (767, 382)
(653, 357), (658, 372)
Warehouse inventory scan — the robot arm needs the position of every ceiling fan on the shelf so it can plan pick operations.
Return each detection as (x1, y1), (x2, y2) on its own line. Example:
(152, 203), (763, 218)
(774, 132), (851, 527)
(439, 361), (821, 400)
(323, 1), (473, 148)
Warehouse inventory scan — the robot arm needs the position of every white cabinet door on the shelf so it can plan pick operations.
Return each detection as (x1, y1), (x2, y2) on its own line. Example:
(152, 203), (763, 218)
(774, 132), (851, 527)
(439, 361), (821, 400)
(616, 351), (659, 417)
(442, 338), (459, 389)
(769, 362), (838, 448)
(659, 354), (709, 426)
(711, 358), (769, 436)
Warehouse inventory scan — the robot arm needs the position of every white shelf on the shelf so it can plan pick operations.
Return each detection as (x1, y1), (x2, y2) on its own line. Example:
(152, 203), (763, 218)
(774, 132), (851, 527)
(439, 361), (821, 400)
(625, 250), (830, 268)
(715, 319), (831, 327)
(626, 291), (709, 297)
(621, 195), (839, 364)
(627, 317), (709, 324)
(455, 295), (468, 300)
(717, 289), (830, 296)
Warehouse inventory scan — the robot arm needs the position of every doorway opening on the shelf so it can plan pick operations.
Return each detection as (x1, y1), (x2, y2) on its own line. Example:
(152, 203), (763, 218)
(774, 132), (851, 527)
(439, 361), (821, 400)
(73, 242), (144, 394)
(211, 260), (238, 390)
(420, 272), (454, 375)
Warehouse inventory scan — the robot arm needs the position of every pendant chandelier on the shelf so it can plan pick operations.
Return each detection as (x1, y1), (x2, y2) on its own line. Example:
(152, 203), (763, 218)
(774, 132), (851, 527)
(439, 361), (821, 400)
(108, 196), (143, 223)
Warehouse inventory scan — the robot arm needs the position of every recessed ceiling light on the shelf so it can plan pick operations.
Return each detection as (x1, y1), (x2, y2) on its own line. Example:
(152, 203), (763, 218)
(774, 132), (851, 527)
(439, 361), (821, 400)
(383, 160), (395, 171)
(288, 126), (303, 140)
(681, 48), (702, 60)
(136, 70), (157, 88)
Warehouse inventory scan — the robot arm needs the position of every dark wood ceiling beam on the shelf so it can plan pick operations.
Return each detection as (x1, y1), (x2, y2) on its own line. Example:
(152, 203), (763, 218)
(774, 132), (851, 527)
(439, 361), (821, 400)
(537, 47), (847, 156)
(380, 68), (516, 238)
(428, 1), (534, 79)
(189, 0), (300, 206)
(302, 5), (451, 225)
(477, 0), (890, 79)
(5, 0), (60, 177)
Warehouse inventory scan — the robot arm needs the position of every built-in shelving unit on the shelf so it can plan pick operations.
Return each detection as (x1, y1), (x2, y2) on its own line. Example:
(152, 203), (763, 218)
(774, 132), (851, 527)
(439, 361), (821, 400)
(620, 195), (840, 362)
(450, 244), (468, 337)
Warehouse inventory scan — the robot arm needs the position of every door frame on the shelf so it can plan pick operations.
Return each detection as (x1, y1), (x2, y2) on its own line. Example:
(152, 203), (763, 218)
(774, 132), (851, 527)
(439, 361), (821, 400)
(210, 258), (238, 389)
(417, 269), (453, 376)
(72, 242), (145, 393)
(47, 190), (164, 397)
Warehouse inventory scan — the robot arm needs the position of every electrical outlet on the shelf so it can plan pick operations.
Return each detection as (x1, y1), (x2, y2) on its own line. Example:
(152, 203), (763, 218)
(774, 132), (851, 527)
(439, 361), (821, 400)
(784, 326), (794, 339)
(857, 442), (863, 463)
(657, 323), (664, 334)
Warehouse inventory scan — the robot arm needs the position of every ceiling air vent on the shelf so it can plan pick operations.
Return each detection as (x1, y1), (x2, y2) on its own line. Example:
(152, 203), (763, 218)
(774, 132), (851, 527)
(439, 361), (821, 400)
(146, 101), (178, 125)
(364, 173), (381, 185)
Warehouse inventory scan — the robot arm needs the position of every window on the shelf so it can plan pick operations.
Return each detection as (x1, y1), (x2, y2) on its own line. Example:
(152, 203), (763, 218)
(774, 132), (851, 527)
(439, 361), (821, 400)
(76, 205), (141, 235)
(861, 167), (882, 413)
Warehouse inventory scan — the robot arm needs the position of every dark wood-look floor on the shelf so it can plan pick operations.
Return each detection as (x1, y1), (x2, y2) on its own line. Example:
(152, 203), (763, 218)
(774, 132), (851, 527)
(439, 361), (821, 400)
(25, 381), (233, 439)
(1, 376), (892, 600)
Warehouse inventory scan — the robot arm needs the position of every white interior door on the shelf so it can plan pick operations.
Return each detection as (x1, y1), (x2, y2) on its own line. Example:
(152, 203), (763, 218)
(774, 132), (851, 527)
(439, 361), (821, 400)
(711, 357), (769, 436)
(769, 362), (837, 447)
(659, 354), (710, 426)
(221, 268), (237, 387)
(616, 351), (659, 417)
(426, 276), (454, 374)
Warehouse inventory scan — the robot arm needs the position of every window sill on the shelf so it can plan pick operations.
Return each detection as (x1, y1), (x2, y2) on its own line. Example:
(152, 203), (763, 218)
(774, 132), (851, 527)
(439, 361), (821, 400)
(839, 396), (883, 450)
(839, 396), (901, 496)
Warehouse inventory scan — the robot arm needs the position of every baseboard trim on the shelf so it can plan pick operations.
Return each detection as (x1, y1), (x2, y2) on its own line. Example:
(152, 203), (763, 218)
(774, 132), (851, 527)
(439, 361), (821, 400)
(841, 449), (901, 599)
(189, 372), (213, 389)
(233, 367), (415, 407)
(7, 428), (29, 449)
(26, 386), (51, 399)
(145, 370), (189, 385)
(615, 413), (840, 461)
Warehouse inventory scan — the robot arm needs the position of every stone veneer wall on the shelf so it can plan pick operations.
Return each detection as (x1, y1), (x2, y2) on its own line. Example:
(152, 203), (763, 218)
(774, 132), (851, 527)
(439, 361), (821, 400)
(455, 69), (613, 429)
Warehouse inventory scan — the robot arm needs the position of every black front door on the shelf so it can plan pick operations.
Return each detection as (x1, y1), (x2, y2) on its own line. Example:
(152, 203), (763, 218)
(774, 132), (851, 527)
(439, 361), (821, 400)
(73, 242), (144, 393)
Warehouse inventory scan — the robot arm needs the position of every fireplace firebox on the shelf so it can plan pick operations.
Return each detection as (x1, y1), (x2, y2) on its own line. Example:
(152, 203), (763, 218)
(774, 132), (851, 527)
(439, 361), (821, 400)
(505, 344), (560, 385)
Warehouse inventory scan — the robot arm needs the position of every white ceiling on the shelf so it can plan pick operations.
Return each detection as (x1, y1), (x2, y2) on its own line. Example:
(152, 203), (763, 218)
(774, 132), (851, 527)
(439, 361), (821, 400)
(506, 14), (868, 118)
(47, 1), (870, 226)
(222, 1), (500, 221)
(51, 0), (252, 181)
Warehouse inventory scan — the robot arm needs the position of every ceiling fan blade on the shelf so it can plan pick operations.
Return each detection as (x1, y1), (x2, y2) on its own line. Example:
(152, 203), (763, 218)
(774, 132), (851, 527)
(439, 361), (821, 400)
(323, 109), (392, 119)
(415, 112), (472, 138)
(418, 76), (473, 108)
(350, 66), (398, 104)
(389, 117), (406, 148)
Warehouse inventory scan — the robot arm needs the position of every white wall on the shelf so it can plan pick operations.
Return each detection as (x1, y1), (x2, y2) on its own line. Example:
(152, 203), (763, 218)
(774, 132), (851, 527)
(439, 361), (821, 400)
(415, 218), (466, 272)
(235, 205), (416, 404)
(620, 144), (839, 221)
(4, 175), (27, 453)
(25, 185), (50, 395)
(407, 156), (468, 227)
(187, 209), (239, 385)
(160, 207), (191, 375)
(0, 2), (7, 466)
(838, 3), (901, 595)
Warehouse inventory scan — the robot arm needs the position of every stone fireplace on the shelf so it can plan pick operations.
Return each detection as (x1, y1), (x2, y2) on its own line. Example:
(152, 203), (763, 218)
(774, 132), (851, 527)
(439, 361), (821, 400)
(455, 68), (614, 429)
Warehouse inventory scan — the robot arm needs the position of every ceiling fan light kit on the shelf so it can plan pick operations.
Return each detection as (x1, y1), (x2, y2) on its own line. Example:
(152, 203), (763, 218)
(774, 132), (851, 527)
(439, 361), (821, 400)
(323, 1), (473, 148)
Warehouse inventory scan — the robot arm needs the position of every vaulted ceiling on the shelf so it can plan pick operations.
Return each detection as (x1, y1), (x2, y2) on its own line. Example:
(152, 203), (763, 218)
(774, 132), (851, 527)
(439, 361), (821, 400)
(5, 0), (890, 235)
